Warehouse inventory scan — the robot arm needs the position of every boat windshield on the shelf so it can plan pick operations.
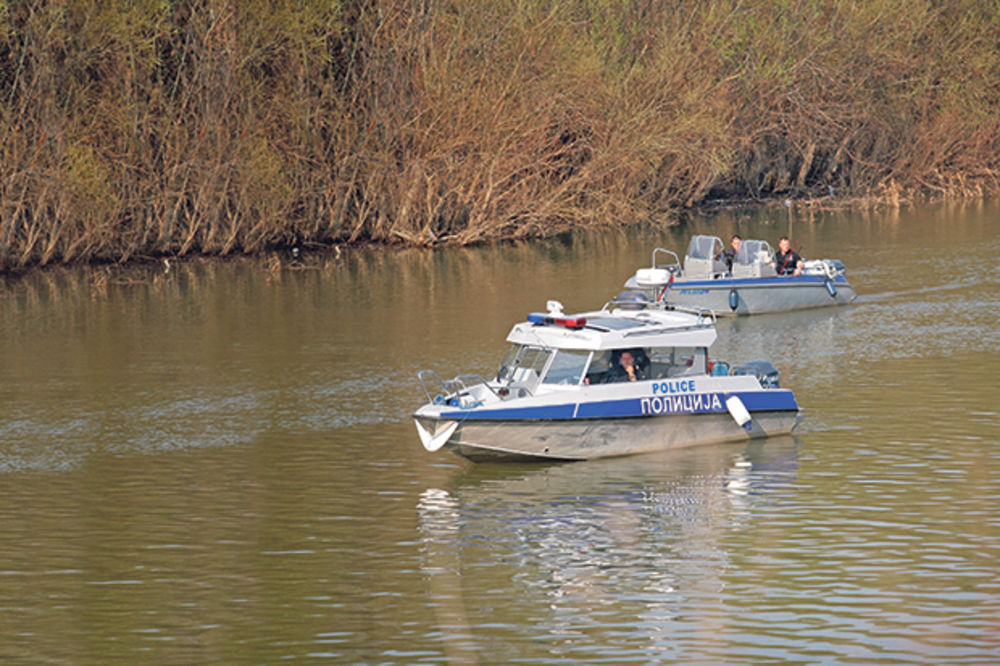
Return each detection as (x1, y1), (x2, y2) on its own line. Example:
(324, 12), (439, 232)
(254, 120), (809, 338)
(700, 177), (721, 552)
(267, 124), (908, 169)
(686, 235), (723, 260)
(735, 239), (774, 265)
(496, 345), (552, 386)
(542, 350), (592, 385)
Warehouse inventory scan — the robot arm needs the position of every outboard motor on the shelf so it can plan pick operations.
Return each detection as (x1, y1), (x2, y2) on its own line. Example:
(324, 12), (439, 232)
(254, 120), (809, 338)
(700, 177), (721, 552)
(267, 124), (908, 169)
(732, 360), (780, 388)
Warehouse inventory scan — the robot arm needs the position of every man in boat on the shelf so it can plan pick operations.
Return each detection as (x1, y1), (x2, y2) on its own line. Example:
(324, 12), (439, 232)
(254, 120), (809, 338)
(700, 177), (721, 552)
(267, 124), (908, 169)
(604, 349), (646, 383)
(774, 237), (804, 276)
(721, 234), (742, 272)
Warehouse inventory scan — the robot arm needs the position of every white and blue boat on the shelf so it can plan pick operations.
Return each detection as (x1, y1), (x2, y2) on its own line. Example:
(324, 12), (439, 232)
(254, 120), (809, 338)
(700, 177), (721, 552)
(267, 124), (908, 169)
(623, 235), (857, 315)
(413, 299), (801, 462)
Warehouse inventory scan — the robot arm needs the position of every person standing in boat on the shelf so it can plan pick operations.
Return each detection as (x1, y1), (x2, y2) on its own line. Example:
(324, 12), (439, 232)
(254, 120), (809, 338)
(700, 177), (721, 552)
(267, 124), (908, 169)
(721, 235), (742, 272)
(604, 349), (646, 383)
(773, 237), (804, 276)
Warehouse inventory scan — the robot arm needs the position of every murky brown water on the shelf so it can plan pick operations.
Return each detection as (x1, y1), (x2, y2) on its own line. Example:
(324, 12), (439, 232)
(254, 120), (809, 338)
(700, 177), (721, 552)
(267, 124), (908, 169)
(2, 200), (999, 663)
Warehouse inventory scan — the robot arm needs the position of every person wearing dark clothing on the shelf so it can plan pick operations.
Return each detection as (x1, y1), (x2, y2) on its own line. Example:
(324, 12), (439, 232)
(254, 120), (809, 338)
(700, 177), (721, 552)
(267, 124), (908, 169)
(603, 350), (646, 383)
(721, 235), (742, 272)
(774, 236), (804, 276)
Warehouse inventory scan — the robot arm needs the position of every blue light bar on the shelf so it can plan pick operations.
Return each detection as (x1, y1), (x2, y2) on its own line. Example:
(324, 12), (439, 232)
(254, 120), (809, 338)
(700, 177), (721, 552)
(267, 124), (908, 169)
(526, 313), (587, 329)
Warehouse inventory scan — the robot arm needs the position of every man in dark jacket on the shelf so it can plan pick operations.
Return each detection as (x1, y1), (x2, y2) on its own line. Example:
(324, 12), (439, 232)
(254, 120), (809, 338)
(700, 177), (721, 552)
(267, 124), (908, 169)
(604, 350), (646, 383)
(774, 236), (804, 276)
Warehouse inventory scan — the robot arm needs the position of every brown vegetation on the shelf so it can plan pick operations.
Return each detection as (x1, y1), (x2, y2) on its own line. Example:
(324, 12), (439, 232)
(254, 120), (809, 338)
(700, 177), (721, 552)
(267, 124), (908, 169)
(2, 0), (998, 270)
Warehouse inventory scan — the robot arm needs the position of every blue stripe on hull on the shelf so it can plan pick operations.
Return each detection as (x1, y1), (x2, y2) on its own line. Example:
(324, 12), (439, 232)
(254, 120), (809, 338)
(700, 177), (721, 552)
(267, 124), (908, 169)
(439, 390), (798, 421)
(674, 274), (850, 289)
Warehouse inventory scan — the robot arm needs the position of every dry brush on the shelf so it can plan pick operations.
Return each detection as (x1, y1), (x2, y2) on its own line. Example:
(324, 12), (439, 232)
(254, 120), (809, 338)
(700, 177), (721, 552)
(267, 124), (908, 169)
(1, 0), (998, 270)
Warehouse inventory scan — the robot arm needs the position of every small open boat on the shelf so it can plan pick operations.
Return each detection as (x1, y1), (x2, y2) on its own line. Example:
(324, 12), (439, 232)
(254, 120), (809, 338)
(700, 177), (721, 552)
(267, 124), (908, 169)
(622, 235), (857, 315)
(413, 298), (801, 462)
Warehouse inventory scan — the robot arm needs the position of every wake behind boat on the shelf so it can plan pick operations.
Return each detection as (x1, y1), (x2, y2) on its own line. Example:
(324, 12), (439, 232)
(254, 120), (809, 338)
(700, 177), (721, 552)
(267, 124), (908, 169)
(623, 235), (857, 315)
(413, 299), (800, 462)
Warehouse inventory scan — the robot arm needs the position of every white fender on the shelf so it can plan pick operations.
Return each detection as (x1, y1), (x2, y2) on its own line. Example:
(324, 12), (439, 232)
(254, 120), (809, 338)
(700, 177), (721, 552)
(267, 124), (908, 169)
(725, 395), (753, 431)
(415, 419), (459, 452)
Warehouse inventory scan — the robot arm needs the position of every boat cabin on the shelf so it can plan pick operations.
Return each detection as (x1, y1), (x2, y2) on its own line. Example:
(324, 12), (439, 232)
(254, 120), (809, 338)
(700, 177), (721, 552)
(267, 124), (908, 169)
(493, 305), (719, 395)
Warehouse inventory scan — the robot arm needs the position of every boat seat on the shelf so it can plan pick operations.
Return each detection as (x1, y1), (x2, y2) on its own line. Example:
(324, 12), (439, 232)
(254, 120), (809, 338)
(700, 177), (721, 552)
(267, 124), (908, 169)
(732, 261), (776, 278)
(647, 362), (670, 380)
(586, 371), (608, 385)
(683, 256), (722, 277)
(667, 365), (700, 378)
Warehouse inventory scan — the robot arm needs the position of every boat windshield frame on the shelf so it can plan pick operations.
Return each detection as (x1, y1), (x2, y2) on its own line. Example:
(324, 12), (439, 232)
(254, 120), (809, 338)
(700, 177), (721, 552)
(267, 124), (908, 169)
(495, 344), (552, 387)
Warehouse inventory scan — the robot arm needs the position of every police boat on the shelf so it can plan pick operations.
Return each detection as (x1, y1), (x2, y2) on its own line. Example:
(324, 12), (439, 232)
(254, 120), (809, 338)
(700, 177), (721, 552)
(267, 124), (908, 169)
(623, 235), (857, 316)
(413, 298), (801, 462)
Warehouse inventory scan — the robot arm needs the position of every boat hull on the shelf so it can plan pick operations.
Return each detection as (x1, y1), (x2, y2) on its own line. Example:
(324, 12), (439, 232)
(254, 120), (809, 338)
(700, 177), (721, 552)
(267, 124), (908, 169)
(639, 275), (856, 315)
(416, 410), (801, 462)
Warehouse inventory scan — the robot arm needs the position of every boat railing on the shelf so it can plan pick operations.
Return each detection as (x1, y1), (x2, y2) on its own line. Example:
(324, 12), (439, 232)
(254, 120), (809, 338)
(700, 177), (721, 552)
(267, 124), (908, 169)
(604, 292), (659, 311)
(687, 306), (718, 325)
(417, 369), (443, 403)
(601, 296), (718, 325)
(651, 303), (718, 325)
(454, 374), (504, 400)
(418, 369), (503, 404)
(652, 247), (682, 271)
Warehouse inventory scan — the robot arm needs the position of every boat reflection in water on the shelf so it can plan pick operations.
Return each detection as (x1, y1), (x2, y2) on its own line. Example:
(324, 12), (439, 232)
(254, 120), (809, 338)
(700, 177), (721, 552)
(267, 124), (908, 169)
(417, 437), (801, 659)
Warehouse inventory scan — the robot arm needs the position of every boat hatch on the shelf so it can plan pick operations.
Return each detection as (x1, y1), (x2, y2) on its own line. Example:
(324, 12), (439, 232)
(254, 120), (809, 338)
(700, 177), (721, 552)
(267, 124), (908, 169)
(581, 316), (649, 331)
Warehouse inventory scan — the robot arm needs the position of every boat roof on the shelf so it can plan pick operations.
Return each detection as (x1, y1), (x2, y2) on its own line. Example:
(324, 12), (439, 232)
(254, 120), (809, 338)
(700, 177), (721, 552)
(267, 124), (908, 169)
(507, 304), (717, 351)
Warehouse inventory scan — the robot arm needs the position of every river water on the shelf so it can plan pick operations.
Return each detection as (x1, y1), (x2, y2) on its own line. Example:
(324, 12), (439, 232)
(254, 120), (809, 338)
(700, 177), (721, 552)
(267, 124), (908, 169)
(1, 200), (999, 663)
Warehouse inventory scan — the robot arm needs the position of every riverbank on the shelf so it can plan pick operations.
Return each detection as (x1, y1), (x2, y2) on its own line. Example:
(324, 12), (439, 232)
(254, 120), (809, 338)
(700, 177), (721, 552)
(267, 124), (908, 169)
(4, 193), (990, 292)
(3, 1), (998, 273)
